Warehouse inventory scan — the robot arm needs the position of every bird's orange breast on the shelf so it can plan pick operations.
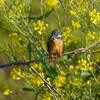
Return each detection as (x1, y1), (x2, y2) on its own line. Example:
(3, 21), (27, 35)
(48, 38), (63, 56)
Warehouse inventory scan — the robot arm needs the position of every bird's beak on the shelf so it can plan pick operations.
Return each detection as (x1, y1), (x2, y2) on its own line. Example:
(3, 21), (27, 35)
(57, 34), (62, 37)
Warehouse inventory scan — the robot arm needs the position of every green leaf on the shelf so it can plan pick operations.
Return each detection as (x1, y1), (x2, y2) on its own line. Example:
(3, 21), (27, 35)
(22, 87), (35, 92)
(27, 40), (31, 61)
(7, 44), (17, 61)
(29, 8), (54, 20)
(81, 71), (91, 76)
(45, 66), (58, 78)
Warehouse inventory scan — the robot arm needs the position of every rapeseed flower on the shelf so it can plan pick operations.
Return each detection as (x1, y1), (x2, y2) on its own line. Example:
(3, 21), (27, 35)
(77, 59), (93, 71)
(3, 88), (12, 96)
(31, 63), (43, 72)
(70, 10), (76, 16)
(53, 71), (66, 87)
(62, 27), (75, 46)
(69, 59), (93, 75)
(72, 20), (81, 29)
(7, 1), (25, 19)
(69, 65), (74, 71)
(9, 33), (20, 46)
(33, 20), (48, 35)
(42, 92), (52, 100)
(70, 78), (83, 89)
(62, 27), (71, 35)
(87, 31), (96, 40)
(9, 33), (26, 52)
(31, 73), (44, 86)
(89, 9), (100, 24)
(10, 68), (25, 80)
(44, 0), (59, 10)
(0, 0), (5, 7)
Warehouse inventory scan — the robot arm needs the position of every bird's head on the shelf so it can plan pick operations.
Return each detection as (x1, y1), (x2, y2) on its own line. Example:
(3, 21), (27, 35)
(52, 29), (61, 37)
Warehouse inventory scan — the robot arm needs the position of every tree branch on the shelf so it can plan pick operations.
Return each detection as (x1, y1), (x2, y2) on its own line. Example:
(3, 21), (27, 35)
(29, 64), (64, 100)
(0, 41), (100, 68)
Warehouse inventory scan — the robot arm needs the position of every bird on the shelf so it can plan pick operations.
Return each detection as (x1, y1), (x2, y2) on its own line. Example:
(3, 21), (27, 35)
(47, 29), (64, 59)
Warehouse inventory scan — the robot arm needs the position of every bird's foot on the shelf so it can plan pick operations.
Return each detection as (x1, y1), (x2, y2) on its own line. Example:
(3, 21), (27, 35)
(57, 53), (62, 57)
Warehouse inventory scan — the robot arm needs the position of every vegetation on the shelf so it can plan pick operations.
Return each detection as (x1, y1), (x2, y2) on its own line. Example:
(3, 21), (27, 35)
(0, 0), (100, 100)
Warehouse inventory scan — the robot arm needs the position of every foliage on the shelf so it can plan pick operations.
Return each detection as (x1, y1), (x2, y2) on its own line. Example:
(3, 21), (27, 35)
(0, 0), (100, 100)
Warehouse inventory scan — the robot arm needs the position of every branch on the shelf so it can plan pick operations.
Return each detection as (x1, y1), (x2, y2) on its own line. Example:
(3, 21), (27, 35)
(29, 64), (64, 100)
(0, 41), (100, 68)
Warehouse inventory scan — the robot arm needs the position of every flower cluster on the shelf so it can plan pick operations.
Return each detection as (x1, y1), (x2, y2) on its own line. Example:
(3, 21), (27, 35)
(72, 20), (81, 29)
(33, 20), (48, 35)
(85, 30), (100, 43)
(7, 1), (25, 19)
(44, 0), (59, 10)
(10, 68), (25, 80)
(9, 33), (21, 46)
(68, 59), (94, 89)
(69, 59), (93, 75)
(0, 0), (5, 7)
(9, 33), (26, 53)
(89, 9), (100, 24)
(42, 71), (66, 99)
(42, 92), (53, 100)
(3, 88), (12, 96)
(31, 73), (44, 87)
(70, 78), (83, 89)
(30, 63), (44, 86)
(70, 10), (76, 16)
(53, 71), (66, 87)
(69, 0), (88, 16)
(31, 63), (44, 72)
(87, 31), (96, 40)
(77, 59), (93, 71)
(62, 27), (75, 46)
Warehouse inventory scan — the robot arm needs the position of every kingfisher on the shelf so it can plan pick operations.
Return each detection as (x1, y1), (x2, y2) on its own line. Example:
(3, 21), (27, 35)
(47, 29), (64, 59)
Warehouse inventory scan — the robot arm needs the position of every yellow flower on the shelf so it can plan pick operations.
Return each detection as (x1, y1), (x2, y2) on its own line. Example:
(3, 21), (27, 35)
(77, 59), (93, 71)
(86, 80), (91, 86)
(33, 20), (48, 35)
(89, 9), (100, 24)
(31, 63), (43, 72)
(3, 88), (12, 96)
(53, 71), (66, 87)
(0, 0), (5, 7)
(44, 0), (59, 10)
(8, 11), (14, 19)
(87, 31), (96, 40)
(9, 33), (19, 45)
(47, 77), (51, 84)
(62, 27), (72, 41)
(72, 21), (81, 29)
(70, 10), (76, 15)
(70, 78), (83, 88)
(10, 68), (24, 80)
(62, 27), (76, 46)
(62, 27), (72, 35)
(68, 59), (94, 75)
(69, 65), (74, 71)
(31, 73), (44, 86)
(42, 92), (52, 100)
(60, 71), (66, 76)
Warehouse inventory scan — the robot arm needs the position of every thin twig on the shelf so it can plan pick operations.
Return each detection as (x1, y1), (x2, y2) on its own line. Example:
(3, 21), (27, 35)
(28, 64), (64, 100)
(82, 41), (100, 52)
(47, 84), (58, 100)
